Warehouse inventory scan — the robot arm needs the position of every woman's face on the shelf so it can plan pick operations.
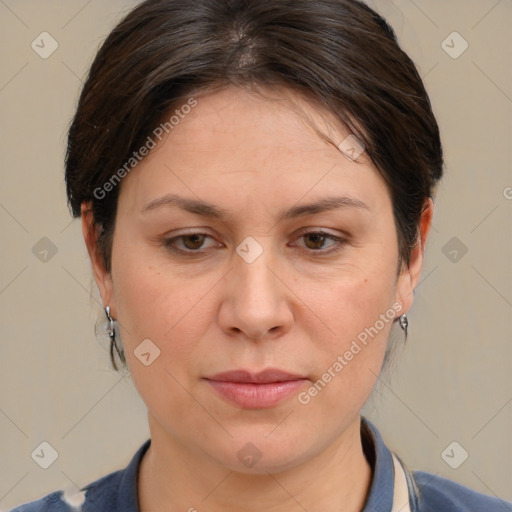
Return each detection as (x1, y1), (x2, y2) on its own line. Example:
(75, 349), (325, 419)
(86, 86), (427, 472)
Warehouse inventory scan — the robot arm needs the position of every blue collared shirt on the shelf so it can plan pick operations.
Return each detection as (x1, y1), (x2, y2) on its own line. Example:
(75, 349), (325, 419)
(11, 417), (510, 511)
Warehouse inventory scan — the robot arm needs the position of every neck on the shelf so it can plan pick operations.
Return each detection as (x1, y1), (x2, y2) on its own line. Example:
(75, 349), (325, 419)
(138, 414), (373, 512)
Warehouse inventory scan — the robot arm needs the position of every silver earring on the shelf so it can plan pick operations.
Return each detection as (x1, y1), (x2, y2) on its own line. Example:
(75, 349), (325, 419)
(105, 305), (115, 340)
(104, 305), (125, 370)
(399, 313), (408, 341)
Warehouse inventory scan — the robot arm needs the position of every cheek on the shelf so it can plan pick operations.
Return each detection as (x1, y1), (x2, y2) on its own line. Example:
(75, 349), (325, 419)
(113, 262), (213, 414)
(112, 254), (217, 361)
(298, 262), (398, 391)
(299, 260), (398, 343)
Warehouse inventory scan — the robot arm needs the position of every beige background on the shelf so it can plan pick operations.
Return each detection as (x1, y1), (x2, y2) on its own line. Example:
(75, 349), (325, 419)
(0, 0), (510, 509)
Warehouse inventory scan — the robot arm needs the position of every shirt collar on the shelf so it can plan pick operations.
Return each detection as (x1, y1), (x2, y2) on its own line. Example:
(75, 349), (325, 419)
(116, 437), (150, 511)
(360, 416), (395, 512)
(115, 416), (396, 512)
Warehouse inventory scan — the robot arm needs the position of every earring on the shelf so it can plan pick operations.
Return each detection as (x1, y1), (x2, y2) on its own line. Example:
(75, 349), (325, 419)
(399, 313), (408, 341)
(104, 305), (125, 370)
(105, 305), (116, 340)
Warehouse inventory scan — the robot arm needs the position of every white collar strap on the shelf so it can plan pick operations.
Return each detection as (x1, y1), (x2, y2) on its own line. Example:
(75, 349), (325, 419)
(391, 453), (412, 512)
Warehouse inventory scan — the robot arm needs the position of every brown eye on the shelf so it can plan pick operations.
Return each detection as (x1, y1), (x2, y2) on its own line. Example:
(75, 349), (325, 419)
(163, 233), (220, 254)
(181, 234), (207, 250)
(292, 230), (348, 255)
(303, 232), (330, 250)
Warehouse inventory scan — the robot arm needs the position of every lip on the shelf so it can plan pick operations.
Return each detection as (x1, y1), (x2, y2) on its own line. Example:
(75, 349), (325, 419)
(204, 369), (308, 408)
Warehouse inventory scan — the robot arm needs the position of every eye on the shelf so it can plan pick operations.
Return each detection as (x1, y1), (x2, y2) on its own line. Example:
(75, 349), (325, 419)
(163, 233), (220, 253)
(294, 230), (347, 254)
(161, 230), (347, 256)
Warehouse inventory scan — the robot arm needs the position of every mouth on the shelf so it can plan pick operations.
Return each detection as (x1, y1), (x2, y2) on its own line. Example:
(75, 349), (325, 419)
(203, 369), (308, 409)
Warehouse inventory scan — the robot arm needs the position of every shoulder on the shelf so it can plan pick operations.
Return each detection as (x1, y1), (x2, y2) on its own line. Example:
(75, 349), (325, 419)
(9, 470), (122, 512)
(10, 438), (150, 512)
(412, 470), (512, 512)
(8, 490), (68, 512)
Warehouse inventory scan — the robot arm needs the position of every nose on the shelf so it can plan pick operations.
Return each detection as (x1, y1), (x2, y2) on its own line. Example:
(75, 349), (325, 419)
(218, 243), (294, 342)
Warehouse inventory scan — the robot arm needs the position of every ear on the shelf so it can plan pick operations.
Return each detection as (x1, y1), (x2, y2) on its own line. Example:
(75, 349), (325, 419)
(81, 202), (115, 314)
(395, 197), (434, 315)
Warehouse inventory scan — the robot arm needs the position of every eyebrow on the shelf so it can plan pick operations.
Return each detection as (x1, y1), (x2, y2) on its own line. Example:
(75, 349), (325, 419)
(141, 193), (370, 220)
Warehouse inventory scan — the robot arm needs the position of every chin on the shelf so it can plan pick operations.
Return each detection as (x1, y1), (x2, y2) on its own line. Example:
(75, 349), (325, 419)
(206, 429), (321, 475)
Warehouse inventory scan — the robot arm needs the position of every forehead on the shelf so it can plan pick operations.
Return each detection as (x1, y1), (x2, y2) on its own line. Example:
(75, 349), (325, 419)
(155, 86), (360, 158)
(117, 86), (390, 216)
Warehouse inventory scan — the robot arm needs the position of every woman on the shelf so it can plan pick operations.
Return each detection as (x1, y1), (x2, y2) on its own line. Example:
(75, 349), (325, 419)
(12, 0), (509, 511)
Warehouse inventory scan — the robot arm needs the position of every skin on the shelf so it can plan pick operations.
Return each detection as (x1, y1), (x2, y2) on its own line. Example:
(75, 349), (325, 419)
(83, 85), (433, 512)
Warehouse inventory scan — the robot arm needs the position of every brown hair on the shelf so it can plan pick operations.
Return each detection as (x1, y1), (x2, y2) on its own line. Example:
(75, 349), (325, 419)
(65, 0), (443, 369)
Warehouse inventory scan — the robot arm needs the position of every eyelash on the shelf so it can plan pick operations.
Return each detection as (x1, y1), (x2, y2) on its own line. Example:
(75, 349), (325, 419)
(162, 230), (348, 257)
